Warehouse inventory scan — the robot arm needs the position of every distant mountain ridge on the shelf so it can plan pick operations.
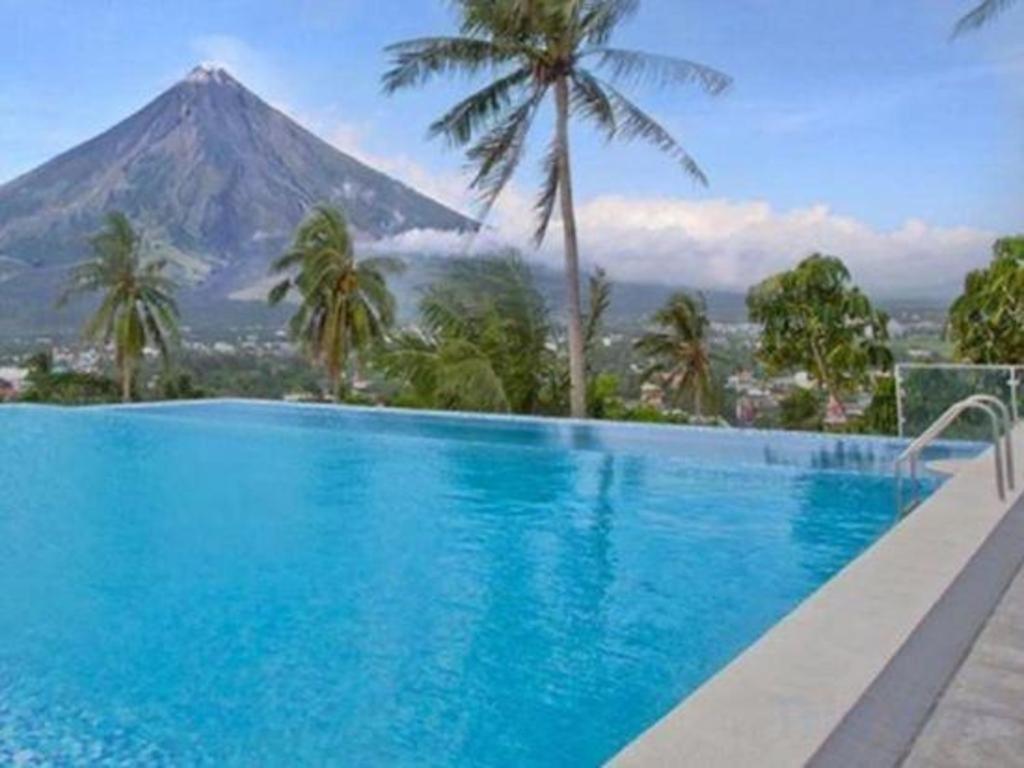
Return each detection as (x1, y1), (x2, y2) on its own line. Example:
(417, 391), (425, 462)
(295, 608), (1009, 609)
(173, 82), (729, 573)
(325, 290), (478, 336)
(0, 64), (475, 324)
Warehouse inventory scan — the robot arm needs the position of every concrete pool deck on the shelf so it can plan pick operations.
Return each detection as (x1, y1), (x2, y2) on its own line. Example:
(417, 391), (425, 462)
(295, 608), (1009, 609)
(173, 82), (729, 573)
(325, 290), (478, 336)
(903, 562), (1024, 766)
(614, 423), (1024, 768)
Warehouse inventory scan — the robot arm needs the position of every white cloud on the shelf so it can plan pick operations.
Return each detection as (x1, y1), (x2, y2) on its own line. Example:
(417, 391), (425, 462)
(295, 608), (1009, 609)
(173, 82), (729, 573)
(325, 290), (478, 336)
(316, 119), (476, 211)
(374, 195), (994, 298)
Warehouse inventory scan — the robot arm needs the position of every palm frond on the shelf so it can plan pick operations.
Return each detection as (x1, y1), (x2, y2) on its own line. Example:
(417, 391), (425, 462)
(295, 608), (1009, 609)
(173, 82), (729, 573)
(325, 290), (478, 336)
(82, 290), (122, 342)
(584, 268), (612, 352)
(466, 86), (546, 216)
(953, 0), (1017, 35)
(382, 36), (519, 93)
(596, 76), (708, 186)
(580, 0), (640, 46)
(358, 255), (407, 275)
(570, 69), (617, 137)
(533, 138), (561, 245)
(588, 47), (731, 94)
(428, 67), (534, 146)
(268, 279), (292, 306)
(436, 354), (510, 412)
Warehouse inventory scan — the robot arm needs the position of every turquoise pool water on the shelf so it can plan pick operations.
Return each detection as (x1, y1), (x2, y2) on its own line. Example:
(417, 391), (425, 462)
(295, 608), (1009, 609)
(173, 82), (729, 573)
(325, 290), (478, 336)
(0, 402), (977, 765)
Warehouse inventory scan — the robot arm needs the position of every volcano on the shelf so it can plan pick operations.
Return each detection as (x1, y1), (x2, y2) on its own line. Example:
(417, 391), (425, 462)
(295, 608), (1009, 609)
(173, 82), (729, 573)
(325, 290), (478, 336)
(0, 65), (475, 333)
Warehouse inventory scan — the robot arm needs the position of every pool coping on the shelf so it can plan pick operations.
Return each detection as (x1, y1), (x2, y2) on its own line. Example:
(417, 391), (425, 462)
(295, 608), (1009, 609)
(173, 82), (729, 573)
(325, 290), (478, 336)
(612, 422), (1024, 767)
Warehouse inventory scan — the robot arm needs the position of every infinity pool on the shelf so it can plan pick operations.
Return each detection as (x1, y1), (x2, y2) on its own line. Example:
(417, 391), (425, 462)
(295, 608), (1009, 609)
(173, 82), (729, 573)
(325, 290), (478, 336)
(0, 402), (978, 765)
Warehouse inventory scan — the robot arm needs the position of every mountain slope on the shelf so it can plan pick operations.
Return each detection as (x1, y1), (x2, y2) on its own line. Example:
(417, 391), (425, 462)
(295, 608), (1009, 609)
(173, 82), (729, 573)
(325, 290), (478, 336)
(0, 65), (475, 300)
(0, 65), (757, 340)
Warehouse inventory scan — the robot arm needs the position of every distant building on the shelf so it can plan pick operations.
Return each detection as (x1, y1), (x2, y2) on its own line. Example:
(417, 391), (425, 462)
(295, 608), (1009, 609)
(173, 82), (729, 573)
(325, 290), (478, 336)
(0, 366), (29, 395)
(824, 394), (848, 427)
(792, 371), (815, 390)
(640, 382), (664, 409)
(735, 395), (757, 427)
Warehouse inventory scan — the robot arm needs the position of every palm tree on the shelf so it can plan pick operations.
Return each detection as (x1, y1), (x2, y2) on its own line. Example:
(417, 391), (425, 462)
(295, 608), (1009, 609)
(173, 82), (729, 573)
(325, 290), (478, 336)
(379, 253), (552, 413)
(954, 0), (1018, 35)
(383, 0), (731, 418)
(635, 291), (713, 417)
(268, 206), (401, 399)
(60, 212), (179, 402)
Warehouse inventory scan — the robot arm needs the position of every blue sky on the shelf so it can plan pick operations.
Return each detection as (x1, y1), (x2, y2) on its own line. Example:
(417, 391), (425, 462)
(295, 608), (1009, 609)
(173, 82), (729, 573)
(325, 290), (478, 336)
(0, 0), (1021, 293)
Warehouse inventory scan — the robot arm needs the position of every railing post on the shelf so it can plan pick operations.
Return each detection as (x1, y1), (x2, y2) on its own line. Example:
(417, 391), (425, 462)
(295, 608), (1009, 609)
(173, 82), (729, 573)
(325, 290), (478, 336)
(895, 460), (904, 519)
(1009, 367), (1020, 425)
(967, 394), (1015, 492)
(895, 365), (906, 439)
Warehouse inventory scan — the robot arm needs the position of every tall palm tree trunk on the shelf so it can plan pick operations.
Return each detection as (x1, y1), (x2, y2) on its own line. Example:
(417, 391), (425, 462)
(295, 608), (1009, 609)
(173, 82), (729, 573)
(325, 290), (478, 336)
(121, 360), (133, 403)
(329, 360), (350, 405)
(554, 76), (587, 419)
(331, 367), (347, 402)
(331, 312), (348, 402)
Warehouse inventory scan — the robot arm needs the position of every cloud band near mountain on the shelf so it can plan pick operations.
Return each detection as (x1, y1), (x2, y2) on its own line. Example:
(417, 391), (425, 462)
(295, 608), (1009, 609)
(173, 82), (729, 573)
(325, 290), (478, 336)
(375, 194), (994, 300)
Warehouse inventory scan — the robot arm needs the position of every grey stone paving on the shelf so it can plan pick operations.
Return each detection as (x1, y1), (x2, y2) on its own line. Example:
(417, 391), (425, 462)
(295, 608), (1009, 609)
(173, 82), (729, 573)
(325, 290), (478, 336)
(903, 563), (1024, 767)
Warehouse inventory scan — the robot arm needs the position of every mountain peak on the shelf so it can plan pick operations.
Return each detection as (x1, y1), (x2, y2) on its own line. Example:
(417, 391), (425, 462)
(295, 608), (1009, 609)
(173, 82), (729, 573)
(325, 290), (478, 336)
(0, 63), (476, 308)
(184, 63), (238, 86)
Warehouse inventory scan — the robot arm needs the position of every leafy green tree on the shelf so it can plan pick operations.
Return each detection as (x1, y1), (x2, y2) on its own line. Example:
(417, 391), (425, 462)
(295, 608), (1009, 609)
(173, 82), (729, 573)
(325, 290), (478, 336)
(59, 212), (179, 402)
(19, 350), (121, 405)
(269, 206), (402, 399)
(379, 253), (552, 413)
(383, 0), (731, 418)
(859, 376), (898, 436)
(778, 388), (824, 432)
(25, 351), (52, 379)
(635, 291), (713, 417)
(953, 0), (1018, 35)
(747, 254), (892, 421)
(160, 371), (208, 400)
(586, 371), (621, 419)
(948, 236), (1024, 364)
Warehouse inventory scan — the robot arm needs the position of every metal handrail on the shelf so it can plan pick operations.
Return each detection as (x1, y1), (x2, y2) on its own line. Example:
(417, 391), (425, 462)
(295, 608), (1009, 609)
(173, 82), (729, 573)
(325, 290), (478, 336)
(965, 394), (1015, 491)
(895, 395), (1015, 517)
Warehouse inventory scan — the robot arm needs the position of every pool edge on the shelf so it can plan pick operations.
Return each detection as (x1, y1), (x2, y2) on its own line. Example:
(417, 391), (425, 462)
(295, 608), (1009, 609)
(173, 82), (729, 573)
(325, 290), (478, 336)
(45, 396), (977, 452)
(611, 423), (1024, 768)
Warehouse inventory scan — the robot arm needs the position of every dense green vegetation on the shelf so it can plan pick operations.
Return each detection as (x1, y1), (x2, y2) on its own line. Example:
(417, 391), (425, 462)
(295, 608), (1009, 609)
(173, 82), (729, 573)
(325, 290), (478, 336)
(377, 253), (626, 417)
(383, 0), (730, 417)
(17, 352), (120, 405)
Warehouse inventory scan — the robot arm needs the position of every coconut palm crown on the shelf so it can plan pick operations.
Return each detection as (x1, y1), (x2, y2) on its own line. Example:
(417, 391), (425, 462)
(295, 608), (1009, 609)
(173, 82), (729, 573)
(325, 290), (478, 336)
(635, 291), (713, 417)
(382, 0), (731, 418)
(269, 206), (402, 399)
(60, 211), (179, 402)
